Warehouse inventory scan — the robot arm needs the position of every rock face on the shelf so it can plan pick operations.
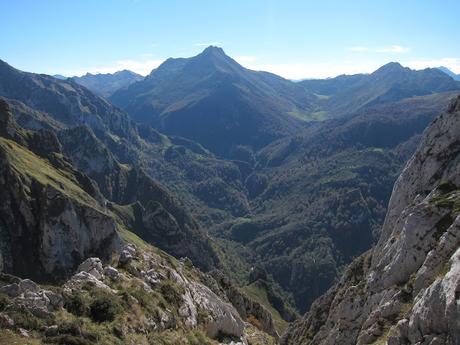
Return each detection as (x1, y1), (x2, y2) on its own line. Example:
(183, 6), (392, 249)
(281, 94), (460, 345)
(0, 100), (121, 281)
(211, 270), (279, 338)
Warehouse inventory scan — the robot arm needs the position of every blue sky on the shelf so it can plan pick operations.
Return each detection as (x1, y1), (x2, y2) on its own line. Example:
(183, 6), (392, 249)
(1, 0), (459, 79)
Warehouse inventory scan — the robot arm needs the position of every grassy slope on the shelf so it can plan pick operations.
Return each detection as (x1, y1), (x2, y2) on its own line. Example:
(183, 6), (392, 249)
(242, 282), (288, 334)
(0, 138), (99, 210)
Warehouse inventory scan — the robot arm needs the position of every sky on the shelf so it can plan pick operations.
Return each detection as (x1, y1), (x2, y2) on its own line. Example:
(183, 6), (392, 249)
(1, 0), (460, 79)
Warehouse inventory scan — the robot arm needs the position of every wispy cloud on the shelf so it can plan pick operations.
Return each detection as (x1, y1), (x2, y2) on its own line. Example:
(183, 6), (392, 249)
(376, 45), (410, 53)
(349, 45), (410, 54)
(237, 60), (383, 79)
(193, 42), (222, 47)
(405, 57), (460, 74)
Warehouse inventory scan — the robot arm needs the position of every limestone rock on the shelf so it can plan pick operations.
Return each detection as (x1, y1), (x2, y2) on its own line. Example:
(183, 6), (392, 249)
(103, 266), (120, 280)
(65, 271), (112, 291)
(0, 312), (14, 328)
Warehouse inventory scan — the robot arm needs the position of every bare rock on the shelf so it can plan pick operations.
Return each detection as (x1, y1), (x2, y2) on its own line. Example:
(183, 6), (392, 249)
(77, 257), (104, 279)
(0, 312), (14, 328)
(103, 265), (120, 280)
(0, 283), (20, 297)
(18, 327), (29, 337)
(65, 271), (112, 291)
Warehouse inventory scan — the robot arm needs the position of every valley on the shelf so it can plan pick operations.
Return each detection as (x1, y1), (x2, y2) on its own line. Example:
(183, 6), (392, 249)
(0, 44), (459, 345)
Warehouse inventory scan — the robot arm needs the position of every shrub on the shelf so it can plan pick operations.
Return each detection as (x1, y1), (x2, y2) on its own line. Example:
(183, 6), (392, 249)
(89, 291), (122, 323)
(8, 307), (46, 330)
(46, 334), (94, 345)
(64, 293), (88, 316)
(159, 281), (184, 307)
(0, 293), (9, 311)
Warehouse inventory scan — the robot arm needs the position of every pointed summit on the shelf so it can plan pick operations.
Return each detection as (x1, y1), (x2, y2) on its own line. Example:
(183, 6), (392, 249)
(201, 45), (226, 56)
(185, 45), (242, 75)
(372, 62), (407, 75)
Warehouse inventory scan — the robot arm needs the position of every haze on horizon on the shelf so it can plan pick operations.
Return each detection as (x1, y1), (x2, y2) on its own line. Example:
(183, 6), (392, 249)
(1, 0), (460, 79)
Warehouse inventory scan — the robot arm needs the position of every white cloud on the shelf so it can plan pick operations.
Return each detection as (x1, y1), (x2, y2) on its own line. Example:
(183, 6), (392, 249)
(405, 57), (460, 74)
(238, 60), (382, 79)
(375, 45), (410, 53)
(193, 42), (222, 47)
(349, 45), (410, 54)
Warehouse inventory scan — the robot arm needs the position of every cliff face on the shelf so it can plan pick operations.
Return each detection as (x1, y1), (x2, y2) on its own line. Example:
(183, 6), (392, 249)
(282, 95), (460, 345)
(0, 99), (122, 281)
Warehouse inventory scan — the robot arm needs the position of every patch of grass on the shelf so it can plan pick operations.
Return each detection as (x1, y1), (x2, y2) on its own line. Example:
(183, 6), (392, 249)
(158, 281), (184, 307)
(314, 93), (331, 100)
(242, 282), (288, 334)
(371, 147), (385, 153)
(0, 138), (99, 210)
(432, 189), (460, 214)
(287, 109), (328, 122)
(0, 329), (43, 345)
(7, 307), (49, 330)
(115, 225), (149, 251)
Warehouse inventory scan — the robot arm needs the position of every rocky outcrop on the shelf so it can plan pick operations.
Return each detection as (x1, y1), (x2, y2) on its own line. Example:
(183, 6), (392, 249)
(0, 101), (121, 282)
(282, 95), (460, 345)
(0, 242), (275, 344)
(0, 275), (63, 318)
(211, 270), (279, 338)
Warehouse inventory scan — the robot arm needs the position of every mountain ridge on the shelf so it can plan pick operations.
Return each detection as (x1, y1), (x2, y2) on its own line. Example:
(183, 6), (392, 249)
(110, 46), (317, 158)
(71, 69), (143, 98)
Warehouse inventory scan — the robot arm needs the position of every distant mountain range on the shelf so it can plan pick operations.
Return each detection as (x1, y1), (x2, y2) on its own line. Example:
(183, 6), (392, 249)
(110, 48), (460, 160)
(300, 62), (460, 115)
(71, 70), (143, 98)
(437, 65), (460, 80)
(110, 46), (318, 158)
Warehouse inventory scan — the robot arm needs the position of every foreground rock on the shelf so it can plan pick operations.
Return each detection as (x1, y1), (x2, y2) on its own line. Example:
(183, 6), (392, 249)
(282, 95), (460, 345)
(0, 241), (276, 344)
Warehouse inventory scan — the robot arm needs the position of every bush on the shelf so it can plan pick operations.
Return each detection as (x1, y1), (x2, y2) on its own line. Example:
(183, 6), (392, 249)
(0, 293), (9, 311)
(46, 335), (94, 345)
(8, 307), (47, 330)
(89, 291), (122, 323)
(64, 293), (88, 316)
(159, 281), (184, 307)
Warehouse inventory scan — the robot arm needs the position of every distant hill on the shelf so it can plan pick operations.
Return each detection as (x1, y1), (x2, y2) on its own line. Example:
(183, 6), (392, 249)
(72, 70), (143, 97)
(300, 62), (460, 116)
(53, 74), (67, 80)
(110, 46), (318, 158)
(437, 65), (460, 80)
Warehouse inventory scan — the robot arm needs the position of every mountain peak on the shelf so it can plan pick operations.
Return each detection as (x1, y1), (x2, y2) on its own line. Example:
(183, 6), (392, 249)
(201, 45), (226, 56)
(437, 66), (460, 80)
(373, 62), (406, 75)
